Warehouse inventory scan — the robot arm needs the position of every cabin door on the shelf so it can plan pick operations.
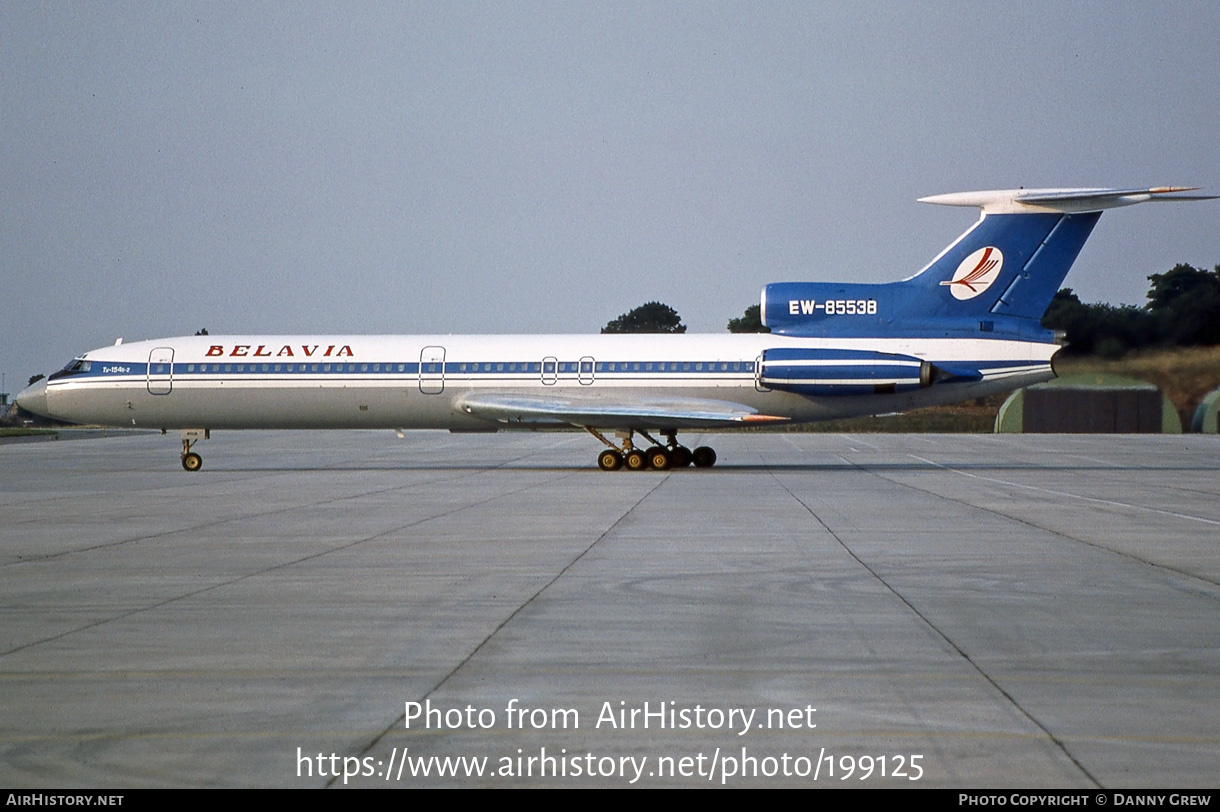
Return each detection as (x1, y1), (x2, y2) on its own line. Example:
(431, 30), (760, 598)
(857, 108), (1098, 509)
(147, 347), (174, 395)
(419, 346), (445, 394)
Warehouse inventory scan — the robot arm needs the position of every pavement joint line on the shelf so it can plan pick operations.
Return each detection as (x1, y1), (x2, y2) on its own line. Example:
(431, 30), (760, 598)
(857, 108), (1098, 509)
(0, 465), (582, 660)
(892, 454), (1220, 591)
(0, 433), (574, 521)
(764, 464), (1103, 789)
(335, 473), (671, 788)
(906, 451), (1220, 501)
(0, 446), (558, 568)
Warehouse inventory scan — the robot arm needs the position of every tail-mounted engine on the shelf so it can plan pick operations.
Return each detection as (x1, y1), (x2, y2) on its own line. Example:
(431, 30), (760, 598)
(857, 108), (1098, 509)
(758, 348), (977, 396)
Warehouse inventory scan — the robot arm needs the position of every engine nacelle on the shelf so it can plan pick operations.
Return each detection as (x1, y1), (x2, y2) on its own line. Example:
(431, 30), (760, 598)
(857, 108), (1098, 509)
(759, 348), (932, 396)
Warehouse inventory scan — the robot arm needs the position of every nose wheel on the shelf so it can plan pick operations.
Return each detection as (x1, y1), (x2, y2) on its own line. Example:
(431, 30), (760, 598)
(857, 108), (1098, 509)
(179, 429), (209, 472)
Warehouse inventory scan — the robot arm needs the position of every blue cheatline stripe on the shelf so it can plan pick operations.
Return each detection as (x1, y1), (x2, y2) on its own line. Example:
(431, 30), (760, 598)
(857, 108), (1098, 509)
(55, 356), (1049, 384)
(52, 353), (771, 385)
(63, 359), (764, 379)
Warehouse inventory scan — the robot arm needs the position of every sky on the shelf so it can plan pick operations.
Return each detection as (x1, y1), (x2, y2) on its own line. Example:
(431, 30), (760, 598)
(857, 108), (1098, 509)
(2, 2), (1218, 391)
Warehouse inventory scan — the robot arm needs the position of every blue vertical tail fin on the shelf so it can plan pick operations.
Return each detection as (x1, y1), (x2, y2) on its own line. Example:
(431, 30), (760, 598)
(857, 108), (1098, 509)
(896, 209), (1100, 323)
(762, 187), (1214, 337)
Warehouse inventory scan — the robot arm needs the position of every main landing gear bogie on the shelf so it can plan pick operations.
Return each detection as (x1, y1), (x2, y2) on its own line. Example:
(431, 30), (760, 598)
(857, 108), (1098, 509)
(584, 428), (716, 473)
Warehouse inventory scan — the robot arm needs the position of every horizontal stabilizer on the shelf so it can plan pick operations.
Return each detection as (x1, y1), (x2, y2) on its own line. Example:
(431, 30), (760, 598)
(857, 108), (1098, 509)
(919, 186), (1216, 215)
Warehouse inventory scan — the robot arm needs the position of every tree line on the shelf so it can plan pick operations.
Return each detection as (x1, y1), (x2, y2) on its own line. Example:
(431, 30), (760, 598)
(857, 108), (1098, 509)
(1042, 263), (1220, 357)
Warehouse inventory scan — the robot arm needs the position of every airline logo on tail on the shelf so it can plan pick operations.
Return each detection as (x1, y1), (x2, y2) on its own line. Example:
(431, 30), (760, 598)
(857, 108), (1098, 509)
(941, 246), (1003, 300)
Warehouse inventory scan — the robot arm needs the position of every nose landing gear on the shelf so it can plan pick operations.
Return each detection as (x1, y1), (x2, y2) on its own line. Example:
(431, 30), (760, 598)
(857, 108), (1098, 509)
(179, 428), (209, 472)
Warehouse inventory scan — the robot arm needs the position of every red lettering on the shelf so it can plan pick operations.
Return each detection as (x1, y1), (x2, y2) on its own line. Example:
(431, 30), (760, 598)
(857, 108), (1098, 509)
(254, 345), (271, 357)
(206, 346), (224, 357)
(336, 345), (353, 357)
(276, 346), (294, 357)
(231, 346), (250, 356)
(323, 345), (335, 357)
(302, 345), (318, 357)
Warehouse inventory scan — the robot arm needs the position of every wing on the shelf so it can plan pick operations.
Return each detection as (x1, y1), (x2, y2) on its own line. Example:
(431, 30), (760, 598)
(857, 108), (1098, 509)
(455, 393), (789, 430)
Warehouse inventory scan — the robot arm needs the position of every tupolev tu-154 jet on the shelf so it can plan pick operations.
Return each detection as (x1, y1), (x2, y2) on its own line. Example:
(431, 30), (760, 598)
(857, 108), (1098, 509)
(16, 186), (1214, 472)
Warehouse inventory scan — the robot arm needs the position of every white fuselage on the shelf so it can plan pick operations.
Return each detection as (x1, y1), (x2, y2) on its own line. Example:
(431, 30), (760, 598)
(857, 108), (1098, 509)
(38, 332), (1057, 432)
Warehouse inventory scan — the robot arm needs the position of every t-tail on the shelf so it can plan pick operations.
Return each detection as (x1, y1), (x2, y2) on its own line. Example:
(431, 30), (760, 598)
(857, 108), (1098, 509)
(761, 186), (1215, 341)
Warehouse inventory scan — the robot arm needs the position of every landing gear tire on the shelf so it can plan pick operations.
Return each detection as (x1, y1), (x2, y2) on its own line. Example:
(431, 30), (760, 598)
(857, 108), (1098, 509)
(691, 446), (717, 468)
(647, 447), (672, 471)
(670, 446), (692, 468)
(597, 449), (623, 471)
(624, 450), (648, 471)
(181, 452), (203, 472)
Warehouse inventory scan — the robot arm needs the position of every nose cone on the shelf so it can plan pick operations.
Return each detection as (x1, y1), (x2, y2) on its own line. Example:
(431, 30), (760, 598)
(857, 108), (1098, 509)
(15, 378), (50, 418)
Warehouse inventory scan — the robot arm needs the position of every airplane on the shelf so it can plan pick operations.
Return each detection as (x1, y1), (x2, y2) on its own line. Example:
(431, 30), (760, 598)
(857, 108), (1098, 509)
(15, 186), (1214, 473)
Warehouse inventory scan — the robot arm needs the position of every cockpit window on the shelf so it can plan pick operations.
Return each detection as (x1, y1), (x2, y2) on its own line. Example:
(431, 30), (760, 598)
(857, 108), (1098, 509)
(48, 358), (91, 381)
